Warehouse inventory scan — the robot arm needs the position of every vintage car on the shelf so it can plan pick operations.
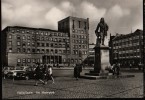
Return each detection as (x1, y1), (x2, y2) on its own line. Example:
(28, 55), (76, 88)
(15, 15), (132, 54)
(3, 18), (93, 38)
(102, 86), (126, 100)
(3, 67), (16, 78)
(7, 66), (36, 80)
(16, 67), (36, 80)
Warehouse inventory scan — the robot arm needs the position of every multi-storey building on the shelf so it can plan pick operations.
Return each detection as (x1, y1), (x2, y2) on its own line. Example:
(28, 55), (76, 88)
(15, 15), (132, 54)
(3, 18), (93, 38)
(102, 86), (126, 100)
(1, 16), (89, 67)
(58, 16), (89, 65)
(109, 29), (144, 68)
(82, 43), (95, 66)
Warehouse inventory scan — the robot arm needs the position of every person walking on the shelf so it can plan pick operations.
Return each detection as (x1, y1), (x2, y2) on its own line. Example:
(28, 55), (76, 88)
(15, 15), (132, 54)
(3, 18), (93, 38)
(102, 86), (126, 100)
(112, 64), (116, 75)
(74, 64), (82, 80)
(34, 63), (45, 86)
(116, 63), (120, 78)
(45, 65), (55, 84)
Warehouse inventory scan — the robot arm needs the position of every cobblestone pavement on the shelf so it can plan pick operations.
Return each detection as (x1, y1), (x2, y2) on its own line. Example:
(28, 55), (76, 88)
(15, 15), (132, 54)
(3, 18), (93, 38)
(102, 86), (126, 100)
(2, 70), (144, 99)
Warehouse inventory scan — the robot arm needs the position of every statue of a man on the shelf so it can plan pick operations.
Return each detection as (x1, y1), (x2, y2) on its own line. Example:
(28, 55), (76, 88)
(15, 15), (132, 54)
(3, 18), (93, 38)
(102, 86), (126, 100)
(95, 18), (109, 45)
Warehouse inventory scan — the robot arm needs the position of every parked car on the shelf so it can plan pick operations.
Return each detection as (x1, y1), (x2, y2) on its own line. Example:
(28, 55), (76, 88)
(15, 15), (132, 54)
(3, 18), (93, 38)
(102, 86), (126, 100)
(7, 66), (36, 80)
(2, 67), (15, 78)
(16, 67), (36, 80)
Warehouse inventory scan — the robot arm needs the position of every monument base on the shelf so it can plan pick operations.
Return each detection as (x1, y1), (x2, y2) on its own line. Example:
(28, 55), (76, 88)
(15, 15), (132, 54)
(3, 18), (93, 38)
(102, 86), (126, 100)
(84, 45), (110, 77)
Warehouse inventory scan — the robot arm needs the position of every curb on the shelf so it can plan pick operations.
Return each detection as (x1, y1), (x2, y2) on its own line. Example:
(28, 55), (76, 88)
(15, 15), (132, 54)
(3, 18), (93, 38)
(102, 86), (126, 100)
(80, 74), (135, 80)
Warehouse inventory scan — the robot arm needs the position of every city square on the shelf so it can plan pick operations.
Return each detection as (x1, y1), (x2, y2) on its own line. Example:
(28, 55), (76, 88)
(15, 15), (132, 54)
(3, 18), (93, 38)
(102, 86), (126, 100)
(2, 68), (143, 99)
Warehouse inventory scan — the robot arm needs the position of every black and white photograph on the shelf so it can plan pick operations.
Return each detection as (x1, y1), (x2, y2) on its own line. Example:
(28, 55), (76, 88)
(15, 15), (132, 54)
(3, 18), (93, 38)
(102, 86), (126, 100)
(1, 0), (144, 99)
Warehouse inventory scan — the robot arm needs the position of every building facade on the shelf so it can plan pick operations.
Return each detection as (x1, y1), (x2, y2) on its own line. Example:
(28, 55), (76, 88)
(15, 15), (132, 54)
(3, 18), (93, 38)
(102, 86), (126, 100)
(82, 43), (95, 66)
(109, 29), (144, 68)
(1, 16), (89, 67)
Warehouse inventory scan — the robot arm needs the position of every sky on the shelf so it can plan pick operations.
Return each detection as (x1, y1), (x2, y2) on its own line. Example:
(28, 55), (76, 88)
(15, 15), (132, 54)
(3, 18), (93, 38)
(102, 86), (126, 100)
(2, 0), (143, 44)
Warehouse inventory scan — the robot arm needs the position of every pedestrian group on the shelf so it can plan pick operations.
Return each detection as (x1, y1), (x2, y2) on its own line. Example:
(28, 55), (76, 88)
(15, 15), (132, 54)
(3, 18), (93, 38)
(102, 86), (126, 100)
(34, 63), (54, 86)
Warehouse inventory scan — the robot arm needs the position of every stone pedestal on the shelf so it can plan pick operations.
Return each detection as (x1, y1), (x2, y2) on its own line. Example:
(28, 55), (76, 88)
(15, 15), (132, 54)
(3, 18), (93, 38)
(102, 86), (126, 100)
(85, 45), (110, 76)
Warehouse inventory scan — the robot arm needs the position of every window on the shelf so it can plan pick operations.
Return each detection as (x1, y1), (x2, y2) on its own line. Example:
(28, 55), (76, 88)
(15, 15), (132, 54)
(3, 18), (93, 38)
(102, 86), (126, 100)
(84, 22), (87, 30)
(27, 59), (31, 63)
(22, 30), (25, 33)
(37, 43), (40, 46)
(41, 43), (45, 47)
(72, 39), (75, 43)
(22, 42), (26, 46)
(55, 49), (58, 54)
(36, 32), (39, 35)
(71, 59), (74, 63)
(17, 59), (21, 63)
(32, 59), (35, 63)
(27, 36), (30, 40)
(23, 59), (26, 63)
(9, 48), (12, 52)
(27, 42), (30, 46)
(51, 49), (54, 54)
(17, 48), (21, 53)
(22, 35), (26, 40)
(51, 43), (53, 47)
(72, 20), (75, 29)
(23, 48), (26, 52)
(27, 48), (31, 53)
(8, 34), (12, 39)
(41, 37), (44, 41)
(81, 30), (84, 34)
(78, 21), (81, 28)
(8, 41), (12, 46)
(32, 42), (35, 46)
(17, 35), (21, 39)
(45, 32), (48, 35)
(46, 37), (48, 40)
(37, 37), (40, 40)
(59, 50), (62, 54)
(11, 30), (15, 33)
(46, 49), (49, 53)
(32, 36), (35, 40)
(46, 43), (49, 47)
(41, 32), (44, 35)
(32, 49), (35, 53)
(82, 35), (84, 38)
(37, 49), (40, 53)
(42, 49), (45, 53)
(79, 45), (81, 49)
(59, 44), (62, 47)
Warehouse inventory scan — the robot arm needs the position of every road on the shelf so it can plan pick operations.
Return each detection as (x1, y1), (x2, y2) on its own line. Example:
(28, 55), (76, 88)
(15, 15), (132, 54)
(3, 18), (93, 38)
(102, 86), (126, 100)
(2, 69), (144, 99)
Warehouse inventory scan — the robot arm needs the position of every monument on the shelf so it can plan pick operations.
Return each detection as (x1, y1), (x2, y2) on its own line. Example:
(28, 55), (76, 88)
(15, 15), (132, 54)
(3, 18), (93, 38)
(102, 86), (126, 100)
(86, 18), (110, 76)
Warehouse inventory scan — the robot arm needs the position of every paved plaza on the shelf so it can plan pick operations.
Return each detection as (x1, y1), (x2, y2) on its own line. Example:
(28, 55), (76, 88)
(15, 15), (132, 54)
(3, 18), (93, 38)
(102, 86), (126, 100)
(2, 69), (144, 99)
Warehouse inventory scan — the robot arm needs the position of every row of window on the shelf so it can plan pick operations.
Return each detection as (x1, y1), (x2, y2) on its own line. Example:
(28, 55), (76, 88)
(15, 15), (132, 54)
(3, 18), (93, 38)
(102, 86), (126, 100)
(72, 29), (87, 34)
(113, 40), (142, 46)
(73, 50), (87, 55)
(114, 52), (141, 58)
(17, 58), (82, 64)
(113, 45), (141, 50)
(10, 29), (68, 37)
(17, 58), (41, 63)
(15, 41), (69, 48)
(8, 48), (70, 54)
(72, 34), (87, 39)
(113, 43), (143, 48)
(15, 35), (70, 42)
(72, 39), (87, 44)
(113, 35), (142, 44)
(73, 45), (87, 49)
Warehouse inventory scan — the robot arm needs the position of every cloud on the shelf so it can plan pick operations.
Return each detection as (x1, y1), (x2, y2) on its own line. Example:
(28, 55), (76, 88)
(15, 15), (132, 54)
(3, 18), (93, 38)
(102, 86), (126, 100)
(79, 1), (106, 21)
(106, 5), (130, 21)
(45, 7), (67, 29)
(60, 1), (75, 12)
(2, 3), (14, 21)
